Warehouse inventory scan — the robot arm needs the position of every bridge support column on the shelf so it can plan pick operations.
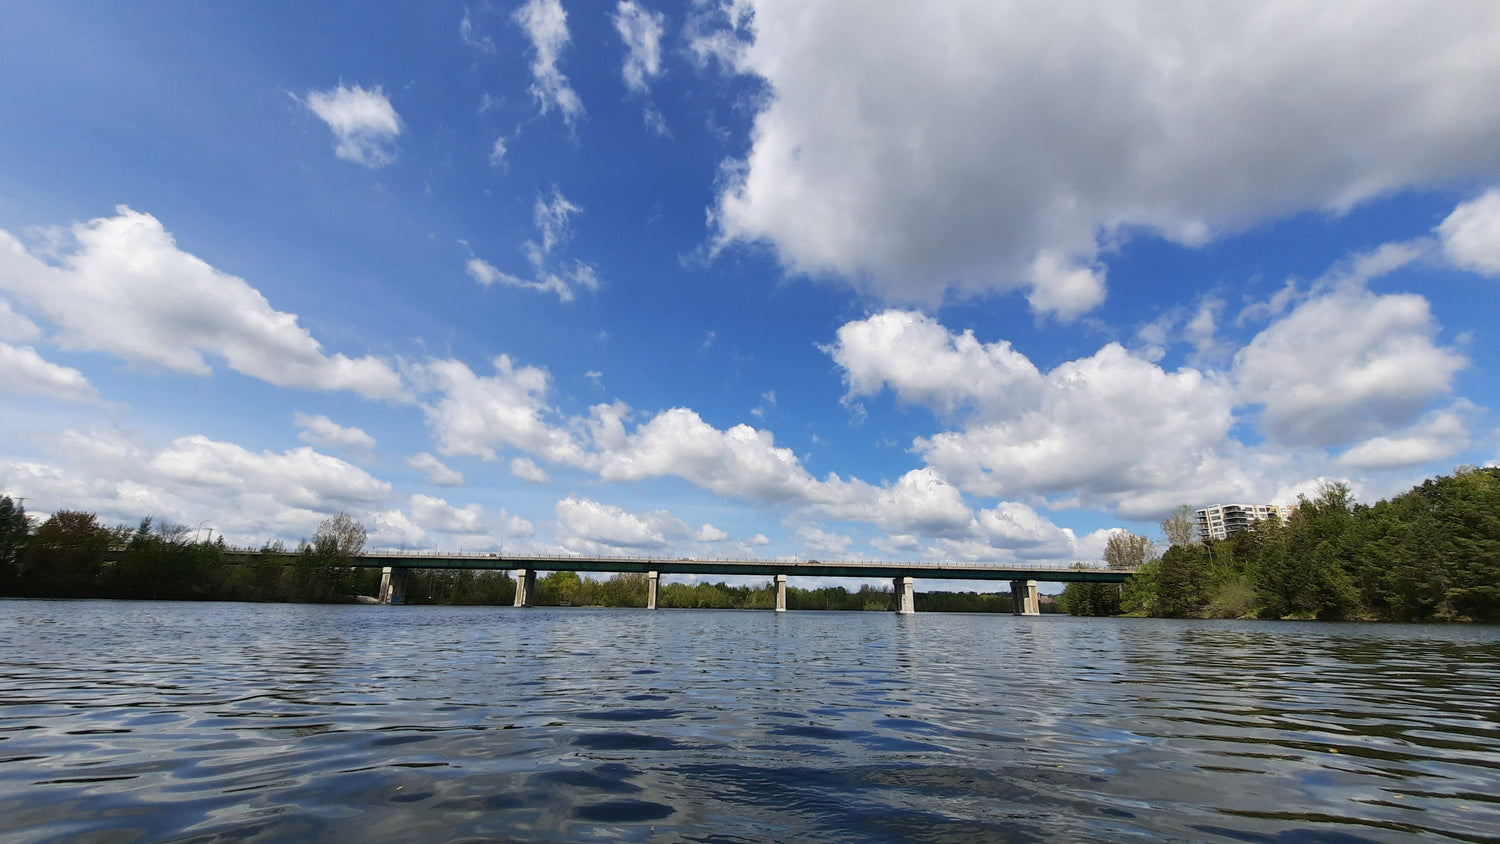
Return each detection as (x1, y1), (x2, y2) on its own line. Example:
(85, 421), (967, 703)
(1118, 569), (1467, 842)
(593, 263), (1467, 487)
(895, 576), (915, 614)
(378, 566), (407, 604)
(514, 569), (536, 607)
(647, 571), (659, 609)
(1010, 579), (1040, 615)
(774, 574), (787, 612)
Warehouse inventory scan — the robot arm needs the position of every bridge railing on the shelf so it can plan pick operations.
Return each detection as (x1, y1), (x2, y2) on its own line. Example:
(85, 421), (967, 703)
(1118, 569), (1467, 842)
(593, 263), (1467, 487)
(348, 548), (1122, 572)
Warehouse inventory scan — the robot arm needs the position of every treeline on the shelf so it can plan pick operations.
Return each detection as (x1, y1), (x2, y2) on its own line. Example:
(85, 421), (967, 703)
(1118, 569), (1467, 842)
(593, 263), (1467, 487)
(0, 505), (384, 603)
(0, 499), (1048, 611)
(1061, 467), (1500, 621)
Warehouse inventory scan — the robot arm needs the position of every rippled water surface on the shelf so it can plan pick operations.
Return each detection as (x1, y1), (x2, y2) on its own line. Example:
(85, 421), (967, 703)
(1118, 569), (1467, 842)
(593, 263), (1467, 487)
(1, 601), (1498, 842)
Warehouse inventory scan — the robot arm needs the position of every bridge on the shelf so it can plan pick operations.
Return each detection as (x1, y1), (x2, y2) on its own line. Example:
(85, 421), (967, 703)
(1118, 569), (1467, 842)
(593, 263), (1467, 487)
(329, 552), (1135, 615)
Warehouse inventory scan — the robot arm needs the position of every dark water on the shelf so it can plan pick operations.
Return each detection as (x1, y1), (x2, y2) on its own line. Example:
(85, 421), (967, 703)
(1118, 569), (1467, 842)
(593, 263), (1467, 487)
(1, 601), (1497, 843)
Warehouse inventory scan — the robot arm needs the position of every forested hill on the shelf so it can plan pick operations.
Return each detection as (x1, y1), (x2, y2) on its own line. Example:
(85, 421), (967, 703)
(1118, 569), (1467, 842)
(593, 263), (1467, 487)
(1064, 467), (1500, 621)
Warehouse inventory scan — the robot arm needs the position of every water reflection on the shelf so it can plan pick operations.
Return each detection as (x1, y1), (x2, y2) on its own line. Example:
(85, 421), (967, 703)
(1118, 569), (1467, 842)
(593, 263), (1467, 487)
(0, 601), (1496, 842)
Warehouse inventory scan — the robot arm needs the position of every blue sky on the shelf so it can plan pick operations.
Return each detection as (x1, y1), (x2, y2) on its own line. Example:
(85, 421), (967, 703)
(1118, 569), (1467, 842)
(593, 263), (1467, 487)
(2, 1), (1498, 574)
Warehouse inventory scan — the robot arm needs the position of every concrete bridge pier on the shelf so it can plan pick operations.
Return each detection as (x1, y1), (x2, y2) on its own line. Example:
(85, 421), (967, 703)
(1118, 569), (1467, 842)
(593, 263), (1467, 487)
(1010, 579), (1040, 615)
(378, 566), (407, 604)
(647, 571), (659, 609)
(514, 568), (536, 607)
(774, 574), (787, 612)
(895, 576), (915, 614)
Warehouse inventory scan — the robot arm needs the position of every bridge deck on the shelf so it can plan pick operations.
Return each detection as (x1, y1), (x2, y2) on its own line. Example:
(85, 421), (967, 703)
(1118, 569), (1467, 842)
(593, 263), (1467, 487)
(301, 552), (1136, 583)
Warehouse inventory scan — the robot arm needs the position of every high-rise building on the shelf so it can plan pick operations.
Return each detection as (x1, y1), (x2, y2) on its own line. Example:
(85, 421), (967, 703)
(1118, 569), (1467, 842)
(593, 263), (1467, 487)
(1194, 504), (1295, 543)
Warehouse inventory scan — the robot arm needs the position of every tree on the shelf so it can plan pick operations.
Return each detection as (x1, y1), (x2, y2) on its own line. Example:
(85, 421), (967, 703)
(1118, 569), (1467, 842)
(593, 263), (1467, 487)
(1311, 479), (1354, 516)
(0, 496), (30, 588)
(1059, 579), (1121, 616)
(314, 512), (366, 559)
(26, 510), (115, 596)
(1061, 533), (1150, 616)
(1104, 531), (1154, 570)
(1119, 559), (1160, 616)
(293, 513), (368, 601)
(1161, 505), (1198, 548)
(539, 570), (584, 605)
(1156, 543), (1214, 617)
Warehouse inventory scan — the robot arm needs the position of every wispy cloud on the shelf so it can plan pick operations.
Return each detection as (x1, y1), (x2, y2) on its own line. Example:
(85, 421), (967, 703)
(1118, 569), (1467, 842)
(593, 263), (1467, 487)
(465, 188), (600, 302)
(300, 84), (402, 168)
(513, 0), (583, 126)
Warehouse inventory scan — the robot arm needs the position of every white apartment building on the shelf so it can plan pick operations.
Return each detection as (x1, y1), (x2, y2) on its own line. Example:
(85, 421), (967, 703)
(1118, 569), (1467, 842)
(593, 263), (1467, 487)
(1194, 504), (1295, 543)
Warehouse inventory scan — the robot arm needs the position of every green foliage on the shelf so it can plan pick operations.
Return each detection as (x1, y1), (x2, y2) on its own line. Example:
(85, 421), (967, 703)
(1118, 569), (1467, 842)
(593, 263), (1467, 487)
(1204, 576), (1256, 619)
(653, 579), (764, 609)
(1058, 582), (1121, 616)
(23, 510), (114, 597)
(1156, 544), (1214, 617)
(790, 584), (896, 611)
(1119, 559), (1160, 616)
(913, 590), (1018, 613)
(108, 517), (223, 600)
(0, 496), (31, 589)
(0, 504), (381, 604)
(1129, 469), (1500, 621)
(1063, 530), (1151, 617)
(405, 569), (516, 605)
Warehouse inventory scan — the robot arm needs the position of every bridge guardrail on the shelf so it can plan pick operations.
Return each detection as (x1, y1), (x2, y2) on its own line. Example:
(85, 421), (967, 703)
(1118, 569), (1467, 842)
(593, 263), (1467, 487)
(308, 549), (1122, 572)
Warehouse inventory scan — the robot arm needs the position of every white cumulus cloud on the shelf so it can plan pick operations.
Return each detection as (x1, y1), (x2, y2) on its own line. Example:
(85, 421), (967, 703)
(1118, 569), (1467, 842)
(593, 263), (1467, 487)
(817, 468), (975, 540)
(1439, 188), (1500, 277)
(151, 434), (391, 509)
(975, 502), (1077, 559)
(407, 452), (465, 487)
(414, 354), (587, 465)
(294, 413), (376, 452)
(556, 495), (683, 552)
(700, 1), (1500, 313)
(0, 208), (405, 399)
(696, 523), (728, 542)
(829, 310), (1248, 517)
(410, 493), (488, 537)
(0, 343), (98, 403)
(2, 429), (393, 546)
(592, 407), (822, 502)
(1336, 402), (1475, 471)
(1026, 252), (1107, 323)
(1234, 284), (1466, 447)
(510, 456), (551, 484)
(797, 526), (852, 558)
(0, 299), (40, 342)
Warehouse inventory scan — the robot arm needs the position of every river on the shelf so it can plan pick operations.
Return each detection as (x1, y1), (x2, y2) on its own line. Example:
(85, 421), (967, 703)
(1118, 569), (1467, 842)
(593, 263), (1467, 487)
(1, 600), (1496, 842)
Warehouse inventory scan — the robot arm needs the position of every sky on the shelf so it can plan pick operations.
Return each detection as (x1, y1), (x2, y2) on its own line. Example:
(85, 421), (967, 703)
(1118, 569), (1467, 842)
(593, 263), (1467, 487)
(1, 1), (1499, 579)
